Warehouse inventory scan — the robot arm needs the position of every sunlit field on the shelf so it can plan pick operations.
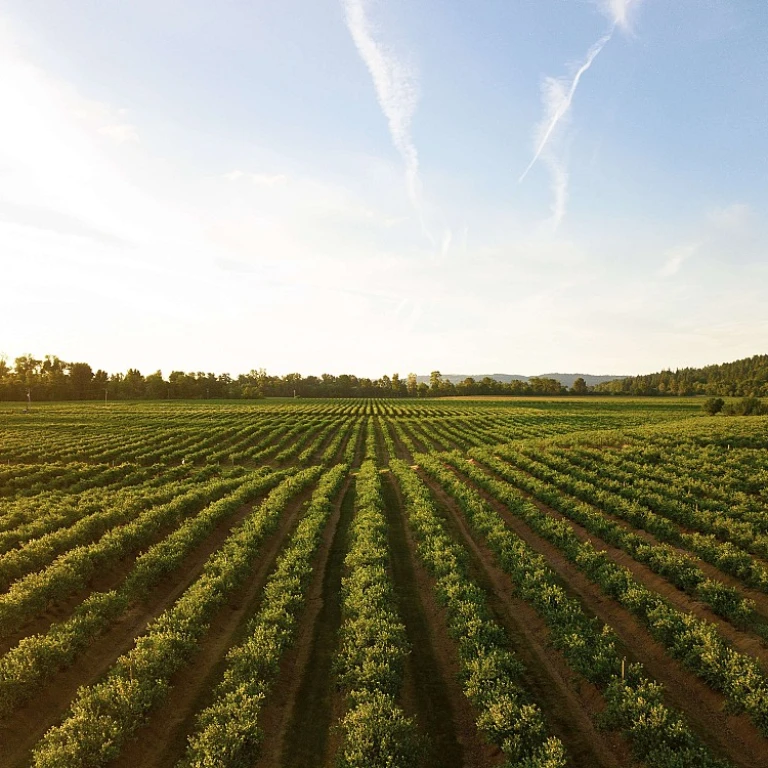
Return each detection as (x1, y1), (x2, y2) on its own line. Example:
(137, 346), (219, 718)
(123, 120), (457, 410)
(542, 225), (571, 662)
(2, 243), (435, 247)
(1, 398), (767, 768)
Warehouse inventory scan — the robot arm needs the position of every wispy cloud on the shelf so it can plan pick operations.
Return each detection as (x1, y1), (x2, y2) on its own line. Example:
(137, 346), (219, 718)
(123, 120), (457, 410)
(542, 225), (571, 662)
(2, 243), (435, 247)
(660, 243), (699, 277)
(519, 32), (612, 185)
(599, 0), (642, 33)
(709, 202), (752, 233)
(520, 0), (643, 228)
(340, 1), (420, 206)
(340, 0), (452, 253)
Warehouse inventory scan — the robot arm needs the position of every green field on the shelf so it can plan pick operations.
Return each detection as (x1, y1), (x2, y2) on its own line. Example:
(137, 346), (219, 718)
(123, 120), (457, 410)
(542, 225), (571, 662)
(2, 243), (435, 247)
(1, 399), (767, 768)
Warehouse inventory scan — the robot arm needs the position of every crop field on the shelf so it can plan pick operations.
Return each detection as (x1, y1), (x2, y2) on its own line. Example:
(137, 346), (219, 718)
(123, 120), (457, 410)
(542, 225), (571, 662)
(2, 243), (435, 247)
(1, 398), (767, 768)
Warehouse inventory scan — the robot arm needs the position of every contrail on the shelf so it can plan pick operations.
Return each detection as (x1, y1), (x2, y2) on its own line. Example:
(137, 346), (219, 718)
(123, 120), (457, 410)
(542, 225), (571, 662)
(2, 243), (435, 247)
(519, 0), (643, 227)
(340, 0), (421, 210)
(340, 0), (453, 257)
(519, 30), (612, 183)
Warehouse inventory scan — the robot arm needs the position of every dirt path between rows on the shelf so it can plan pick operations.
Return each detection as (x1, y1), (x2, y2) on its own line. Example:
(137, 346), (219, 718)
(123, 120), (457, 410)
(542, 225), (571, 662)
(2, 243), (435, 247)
(352, 418), (368, 468)
(502, 469), (768, 668)
(451, 463), (768, 768)
(418, 471), (631, 768)
(373, 417), (391, 466)
(0, 487), (291, 768)
(256, 478), (354, 768)
(382, 472), (466, 767)
(108, 486), (317, 768)
(385, 470), (501, 768)
(386, 421), (413, 463)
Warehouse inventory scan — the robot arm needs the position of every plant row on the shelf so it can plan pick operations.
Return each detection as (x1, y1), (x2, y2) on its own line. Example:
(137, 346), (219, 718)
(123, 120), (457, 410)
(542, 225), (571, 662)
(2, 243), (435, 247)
(390, 459), (568, 768)
(464, 450), (768, 738)
(0, 468), (288, 716)
(499, 447), (768, 594)
(420, 453), (734, 767)
(334, 460), (419, 768)
(30, 466), (323, 768)
(179, 463), (347, 767)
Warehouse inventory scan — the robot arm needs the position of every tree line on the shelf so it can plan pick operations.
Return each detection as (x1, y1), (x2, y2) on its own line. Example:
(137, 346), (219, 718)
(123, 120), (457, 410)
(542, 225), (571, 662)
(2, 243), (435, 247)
(593, 354), (768, 397)
(0, 355), (580, 401)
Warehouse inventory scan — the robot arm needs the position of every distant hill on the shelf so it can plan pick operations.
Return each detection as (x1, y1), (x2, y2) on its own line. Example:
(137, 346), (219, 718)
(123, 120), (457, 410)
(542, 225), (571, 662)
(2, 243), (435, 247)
(593, 354), (768, 397)
(416, 373), (625, 388)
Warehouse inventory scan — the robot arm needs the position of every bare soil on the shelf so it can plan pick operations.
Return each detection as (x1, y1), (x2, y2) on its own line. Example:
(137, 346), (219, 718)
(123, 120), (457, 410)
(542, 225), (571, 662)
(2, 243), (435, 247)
(257, 478), (354, 768)
(455, 463), (768, 768)
(419, 470), (633, 768)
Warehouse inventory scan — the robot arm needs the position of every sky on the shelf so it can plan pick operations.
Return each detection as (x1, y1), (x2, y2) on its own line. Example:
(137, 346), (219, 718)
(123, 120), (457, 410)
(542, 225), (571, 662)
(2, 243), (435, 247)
(1, 0), (766, 378)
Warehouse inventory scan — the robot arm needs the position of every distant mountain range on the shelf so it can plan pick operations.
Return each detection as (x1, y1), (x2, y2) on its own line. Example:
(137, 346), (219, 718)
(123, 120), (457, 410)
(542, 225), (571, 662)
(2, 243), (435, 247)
(415, 373), (626, 388)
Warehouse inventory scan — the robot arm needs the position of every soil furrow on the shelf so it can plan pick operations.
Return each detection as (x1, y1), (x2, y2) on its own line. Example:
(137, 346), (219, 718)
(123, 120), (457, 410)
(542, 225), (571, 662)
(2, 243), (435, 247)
(454, 466), (768, 768)
(381, 471), (471, 768)
(418, 471), (631, 768)
(107, 484), (318, 768)
(387, 471), (501, 768)
(255, 477), (353, 768)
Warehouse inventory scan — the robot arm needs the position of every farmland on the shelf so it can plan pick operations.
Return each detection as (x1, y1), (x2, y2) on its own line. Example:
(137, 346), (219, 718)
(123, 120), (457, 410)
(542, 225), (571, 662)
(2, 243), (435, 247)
(0, 398), (767, 768)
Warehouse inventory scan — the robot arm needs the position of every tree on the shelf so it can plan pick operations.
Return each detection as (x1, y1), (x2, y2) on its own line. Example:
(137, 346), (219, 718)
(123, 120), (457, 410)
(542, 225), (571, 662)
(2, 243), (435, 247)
(406, 373), (417, 397)
(702, 397), (724, 416)
(69, 363), (94, 400)
(571, 377), (588, 395)
(145, 370), (166, 400)
(429, 371), (442, 393)
(124, 369), (146, 399)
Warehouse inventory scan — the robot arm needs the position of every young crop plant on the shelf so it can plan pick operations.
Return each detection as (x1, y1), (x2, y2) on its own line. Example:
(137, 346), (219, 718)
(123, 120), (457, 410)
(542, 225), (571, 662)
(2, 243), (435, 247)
(335, 460), (419, 768)
(0, 469), (289, 716)
(462, 450), (768, 741)
(30, 466), (323, 768)
(389, 459), (568, 768)
(422, 453), (733, 768)
(179, 463), (348, 768)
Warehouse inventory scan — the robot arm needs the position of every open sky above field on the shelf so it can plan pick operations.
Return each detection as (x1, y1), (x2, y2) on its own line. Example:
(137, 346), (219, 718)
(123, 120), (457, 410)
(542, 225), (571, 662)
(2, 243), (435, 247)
(1, 1), (766, 378)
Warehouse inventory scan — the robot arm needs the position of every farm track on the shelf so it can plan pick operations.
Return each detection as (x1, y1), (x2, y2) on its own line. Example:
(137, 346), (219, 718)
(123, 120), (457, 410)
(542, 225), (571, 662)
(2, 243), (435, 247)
(108, 484), (318, 768)
(451, 464), (768, 768)
(417, 470), (631, 768)
(0, 487), (310, 768)
(381, 470), (486, 768)
(258, 478), (354, 768)
(386, 422), (413, 463)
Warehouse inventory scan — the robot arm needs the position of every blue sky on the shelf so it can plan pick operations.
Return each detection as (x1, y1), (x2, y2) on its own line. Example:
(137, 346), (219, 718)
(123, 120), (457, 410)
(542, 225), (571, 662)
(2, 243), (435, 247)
(1, 0), (766, 377)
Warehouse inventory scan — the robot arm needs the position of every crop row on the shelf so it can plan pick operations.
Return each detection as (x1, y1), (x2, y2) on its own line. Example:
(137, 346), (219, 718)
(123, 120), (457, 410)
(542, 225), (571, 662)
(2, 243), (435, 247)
(463, 450), (768, 738)
(519, 445), (768, 557)
(180, 463), (347, 767)
(0, 474), (247, 635)
(335, 460), (418, 767)
(30, 466), (323, 768)
(390, 458), (568, 767)
(418, 453), (733, 767)
(497, 446), (768, 594)
(450, 450), (757, 629)
(0, 468), (288, 716)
